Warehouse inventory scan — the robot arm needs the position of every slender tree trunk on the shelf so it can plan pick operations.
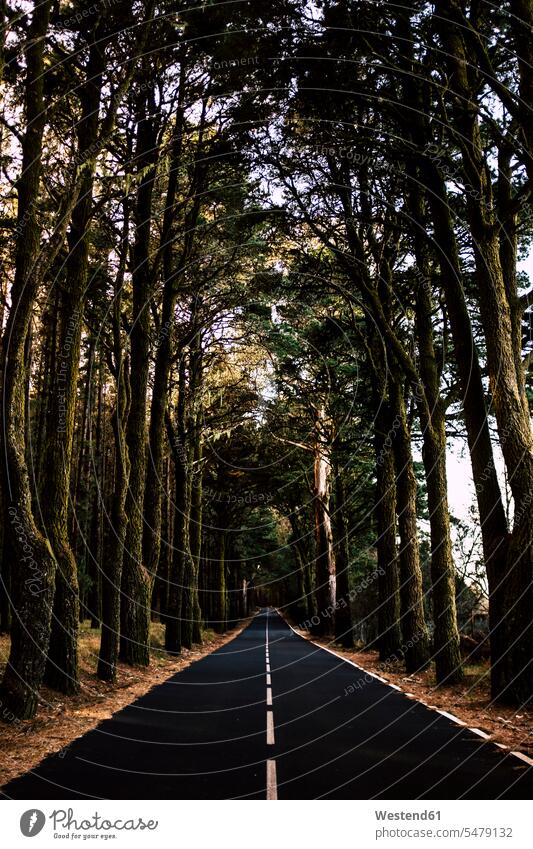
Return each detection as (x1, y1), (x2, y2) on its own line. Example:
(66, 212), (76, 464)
(188, 337), (204, 644)
(189, 428), (203, 643)
(288, 511), (314, 623)
(213, 527), (227, 634)
(87, 350), (104, 628)
(165, 359), (189, 652)
(97, 373), (130, 680)
(119, 87), (159, 667)
(333, 463), (354, 648)
(374, 399), (402, 660)
(415, 280), (462, 684)
(390, 377), (431, 671)
(311, 406), (335, 636)
(97, 237), (131, 682)
(155, 456), (172, 623)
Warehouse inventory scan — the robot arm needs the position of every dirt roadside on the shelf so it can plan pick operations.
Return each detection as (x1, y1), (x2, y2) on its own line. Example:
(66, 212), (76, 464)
(0, 618), (251, 788)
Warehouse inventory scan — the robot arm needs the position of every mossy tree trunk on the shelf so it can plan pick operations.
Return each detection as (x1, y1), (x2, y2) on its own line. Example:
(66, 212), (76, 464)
(434, 0), (532, 701)
(421, 161), (510, 698)
(42, 31), (105, 694)
(392, 3), (510, 694)
(165, 357), (190, 653)
(119, 84), (159, 668)
(413, 255), (462, 684)
(374, 398), (402, 661)
(0, 0), (58, 720)
(390, 377), (431, 672)
(187, 334), (204, 644)
(97, 215), (131, 682)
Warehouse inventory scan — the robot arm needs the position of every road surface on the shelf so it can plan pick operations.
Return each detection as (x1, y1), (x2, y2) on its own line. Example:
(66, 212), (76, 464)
(2, 609), (531, 799)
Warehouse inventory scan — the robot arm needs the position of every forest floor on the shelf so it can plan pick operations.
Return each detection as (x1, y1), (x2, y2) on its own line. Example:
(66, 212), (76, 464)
(290, 626), (533, 760)
(0, 617), (251, 787)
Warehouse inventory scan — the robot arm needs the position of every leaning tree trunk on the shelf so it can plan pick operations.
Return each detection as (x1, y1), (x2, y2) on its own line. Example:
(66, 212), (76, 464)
(422, 162), (510, 697)
(393, 6), (509, 692)
(415, 278), (462, 685)
(471, 229), (533, 703)
(0, 0), (58, 720)
(390, 376), (431, 672)
(433, 0), (533, 702)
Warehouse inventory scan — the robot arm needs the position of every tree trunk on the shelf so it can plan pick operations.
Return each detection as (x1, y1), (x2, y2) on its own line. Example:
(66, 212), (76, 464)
(213, 527), (227, 634)
(333, 464), (354, 648)
(0, 0), (57, 720)
(390, 377), (431, 672)
(97, 236), (131, 682)
(87, 349), (104, 628)
(393, 3), (499, 683)
(187, 336), (204, 644)
(119, 87), (159, 667)
(422, 162), (510, 697)
(165, 358), (190, 652)
(142, 100), (184, 603)
(434, 0), (533, 701)
(311, 406), (335, 636)
(374, 400), (403, 660)
(189, 425), (203, 643)
(41, 32), (105, 694)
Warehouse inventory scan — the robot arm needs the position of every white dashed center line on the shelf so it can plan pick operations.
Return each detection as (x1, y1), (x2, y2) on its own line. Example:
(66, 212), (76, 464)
(266, 709), (275, 744)
(266, 758), (277, 800)
(265, 609), (278, 798)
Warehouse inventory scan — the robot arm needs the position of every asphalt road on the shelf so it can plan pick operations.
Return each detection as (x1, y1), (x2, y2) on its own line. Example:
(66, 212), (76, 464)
(2, 609), (532, 799)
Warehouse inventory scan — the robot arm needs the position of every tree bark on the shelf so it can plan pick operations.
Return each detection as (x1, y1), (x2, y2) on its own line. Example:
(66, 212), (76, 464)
(0, 0), (58, 720)
(390, 377), (431, 672)
(374, 398), (403, 660)
(213, 527), (227, 634)
(333, 463), (354, 647)
(119, 85), (159, 667)
(434, 0), (533, 702)
(41, 31), (105, 694)
(165, 358), (190, 652)
(421, 161), (510, 697)
(97, 234), (131, 681)
(414, 263), (462, 685)
(311, 406), (335, 636)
